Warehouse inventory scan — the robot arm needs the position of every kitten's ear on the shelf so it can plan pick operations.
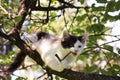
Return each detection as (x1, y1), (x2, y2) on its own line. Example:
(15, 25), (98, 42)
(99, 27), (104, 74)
(81, 33), (88, 43)
(63, 30), (70, 39)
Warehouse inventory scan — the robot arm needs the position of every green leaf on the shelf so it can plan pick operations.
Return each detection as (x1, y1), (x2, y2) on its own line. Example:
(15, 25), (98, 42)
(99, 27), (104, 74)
(115, 1), (120, 11)
(84, 65), (97, 73)
(77, 55), (88, 61)
(103, 45), (113, 52)
(107, 67), (117, 76)
(50, 12), (57, 17)
(118, 49), (120, 54)
(105, 52), (113, 60)
(91, 53), (99, 61)
(13, 16), (22, 23)
(103, 13), (120, 22)
(55, 76), (60, 80)
(113, 64), (120, 71)
(72, 29), (85, 35)
(100, 69), (109, 75)
(51, 0), (56, 4)
(76, 14), (87, 22)
(96, 0), (107, 3)
(106, 1), (116, 12)
(78, 0), (84, 4)
(114, 56), (120, 61)
(87, 24), (105, 33)
(92, 6), (105, 11)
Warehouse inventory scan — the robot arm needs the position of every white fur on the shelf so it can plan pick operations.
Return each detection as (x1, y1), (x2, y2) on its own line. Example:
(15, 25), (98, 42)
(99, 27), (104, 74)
(32, 38), (85, 72)
(70, 40), (85, 55)
(58, 40), (85, 69)
(21, 32), (86, 72)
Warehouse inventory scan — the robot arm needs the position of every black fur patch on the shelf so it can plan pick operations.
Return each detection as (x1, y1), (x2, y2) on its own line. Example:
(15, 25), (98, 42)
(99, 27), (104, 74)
(37, 32), (84, 49)
(61, 35), (83, 48)
(37, 32), (50, 40)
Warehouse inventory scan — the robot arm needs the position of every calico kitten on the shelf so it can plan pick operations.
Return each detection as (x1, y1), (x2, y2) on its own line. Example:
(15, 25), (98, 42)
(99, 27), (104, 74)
(21, 31), (87, 72)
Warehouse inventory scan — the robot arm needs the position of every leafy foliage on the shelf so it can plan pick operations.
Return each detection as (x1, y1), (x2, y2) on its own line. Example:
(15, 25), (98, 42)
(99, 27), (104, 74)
(0, 0), (120, 79)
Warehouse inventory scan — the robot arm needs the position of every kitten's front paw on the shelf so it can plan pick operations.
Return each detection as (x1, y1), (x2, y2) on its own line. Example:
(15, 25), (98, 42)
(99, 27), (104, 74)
(61, 60), (70, 69)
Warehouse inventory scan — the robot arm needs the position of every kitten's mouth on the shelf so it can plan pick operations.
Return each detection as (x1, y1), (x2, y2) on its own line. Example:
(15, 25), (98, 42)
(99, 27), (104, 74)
(71, 51), (77, 56)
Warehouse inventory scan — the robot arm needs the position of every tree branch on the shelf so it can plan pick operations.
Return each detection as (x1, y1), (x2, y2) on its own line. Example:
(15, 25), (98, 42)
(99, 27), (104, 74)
(49, 69), (120, 80)
(57, 0), (78, 8)
(8, 0), (37, 36)
(0, 31), (13, 42)
(32, 5), (88, 11)
(0, 0), (120, 80)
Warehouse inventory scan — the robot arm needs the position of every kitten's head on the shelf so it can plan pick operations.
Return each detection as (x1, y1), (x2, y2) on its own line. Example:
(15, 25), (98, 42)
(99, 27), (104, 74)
(61, 31), (88, 56)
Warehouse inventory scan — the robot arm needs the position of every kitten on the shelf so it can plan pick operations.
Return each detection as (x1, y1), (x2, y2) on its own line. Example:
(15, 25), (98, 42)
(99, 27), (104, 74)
(21, 31), (87, 72)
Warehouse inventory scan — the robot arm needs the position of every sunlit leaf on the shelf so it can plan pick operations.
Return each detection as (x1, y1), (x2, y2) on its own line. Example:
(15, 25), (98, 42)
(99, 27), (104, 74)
(50, 11), (57, 17)
(51, 0), (56, 4)
(77, 55), (88, 61)
(13, 16), (22, 22)
(91, 52), (100, 61)
(76, 14), (87, 22)
(78, 0), (84, 4)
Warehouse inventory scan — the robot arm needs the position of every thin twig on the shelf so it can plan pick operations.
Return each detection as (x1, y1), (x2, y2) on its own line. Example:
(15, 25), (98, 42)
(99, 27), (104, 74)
(46, 0), (52, 23)
(99, 39), (120, 46)
(32, 5), (89, 11)
(69, 9), (79, 31)
(57, 0), (80, 9)
(63, 9), (68, 28)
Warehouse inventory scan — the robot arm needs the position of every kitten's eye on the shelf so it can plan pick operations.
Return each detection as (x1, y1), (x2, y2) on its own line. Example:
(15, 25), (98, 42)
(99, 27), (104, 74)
(78, 45), (81, 48)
